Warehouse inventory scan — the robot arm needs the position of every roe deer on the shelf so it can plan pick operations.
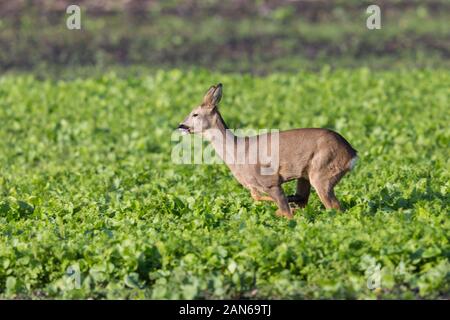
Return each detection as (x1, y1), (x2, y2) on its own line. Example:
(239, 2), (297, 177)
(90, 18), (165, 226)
(177, 84), (358, 219)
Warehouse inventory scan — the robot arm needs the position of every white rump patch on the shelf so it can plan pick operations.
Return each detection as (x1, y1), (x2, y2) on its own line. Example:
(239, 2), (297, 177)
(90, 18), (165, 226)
(349, 156), (358, 170)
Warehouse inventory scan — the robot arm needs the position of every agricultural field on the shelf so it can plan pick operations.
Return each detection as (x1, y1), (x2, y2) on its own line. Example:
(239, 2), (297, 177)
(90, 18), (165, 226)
(0, 69), (448, 299)
(2, 0), (449, 72)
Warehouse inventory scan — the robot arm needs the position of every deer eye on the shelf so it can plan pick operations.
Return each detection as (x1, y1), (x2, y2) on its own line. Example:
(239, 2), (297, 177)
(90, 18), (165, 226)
(193, 113), (199, 117)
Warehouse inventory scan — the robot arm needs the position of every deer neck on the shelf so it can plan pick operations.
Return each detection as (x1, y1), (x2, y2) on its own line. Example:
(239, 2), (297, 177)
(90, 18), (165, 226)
(204, 111), (237, 164)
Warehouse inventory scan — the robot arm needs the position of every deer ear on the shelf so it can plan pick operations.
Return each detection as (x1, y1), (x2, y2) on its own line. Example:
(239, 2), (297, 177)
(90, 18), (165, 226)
(202, 83), (222, 107)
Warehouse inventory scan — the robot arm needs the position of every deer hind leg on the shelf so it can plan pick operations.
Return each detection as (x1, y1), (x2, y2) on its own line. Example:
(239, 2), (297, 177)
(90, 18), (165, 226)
(287, 178), (311, 208)
(264, 186), (293, 219)
(309, 172), (345, 211)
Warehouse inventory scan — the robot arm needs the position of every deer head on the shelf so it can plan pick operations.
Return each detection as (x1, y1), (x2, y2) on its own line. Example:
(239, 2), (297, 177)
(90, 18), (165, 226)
(177, 83), (223, 135)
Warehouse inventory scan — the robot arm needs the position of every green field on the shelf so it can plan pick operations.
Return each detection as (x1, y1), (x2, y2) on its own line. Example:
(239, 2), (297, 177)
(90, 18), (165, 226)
(0, 69), (448, 299)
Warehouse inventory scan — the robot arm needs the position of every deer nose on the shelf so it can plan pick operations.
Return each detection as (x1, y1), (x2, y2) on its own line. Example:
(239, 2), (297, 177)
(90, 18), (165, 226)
(178, 124), (189, 130)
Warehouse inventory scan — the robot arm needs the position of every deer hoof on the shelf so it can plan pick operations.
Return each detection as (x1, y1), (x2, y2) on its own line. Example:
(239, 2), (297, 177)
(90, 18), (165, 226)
(298, 202), (308, 209)
(276, 209), (294, 219)
(287, 195), (308, 208)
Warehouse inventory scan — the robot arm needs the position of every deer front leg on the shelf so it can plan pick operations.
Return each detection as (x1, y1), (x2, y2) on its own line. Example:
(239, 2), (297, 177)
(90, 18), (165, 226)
(264, 186), (294, 219)
(250, 188), (274, 202)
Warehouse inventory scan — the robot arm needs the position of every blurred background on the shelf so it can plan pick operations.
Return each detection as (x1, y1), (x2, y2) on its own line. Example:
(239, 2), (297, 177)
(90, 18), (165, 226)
(0, 0), (449, 74)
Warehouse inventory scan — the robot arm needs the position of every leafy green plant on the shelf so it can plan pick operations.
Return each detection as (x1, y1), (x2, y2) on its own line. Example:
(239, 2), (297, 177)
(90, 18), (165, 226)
(0, 69), (448, 299)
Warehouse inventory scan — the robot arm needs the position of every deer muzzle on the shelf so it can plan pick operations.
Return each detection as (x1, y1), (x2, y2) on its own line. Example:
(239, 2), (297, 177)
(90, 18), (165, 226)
(177, 124), (191, 135)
